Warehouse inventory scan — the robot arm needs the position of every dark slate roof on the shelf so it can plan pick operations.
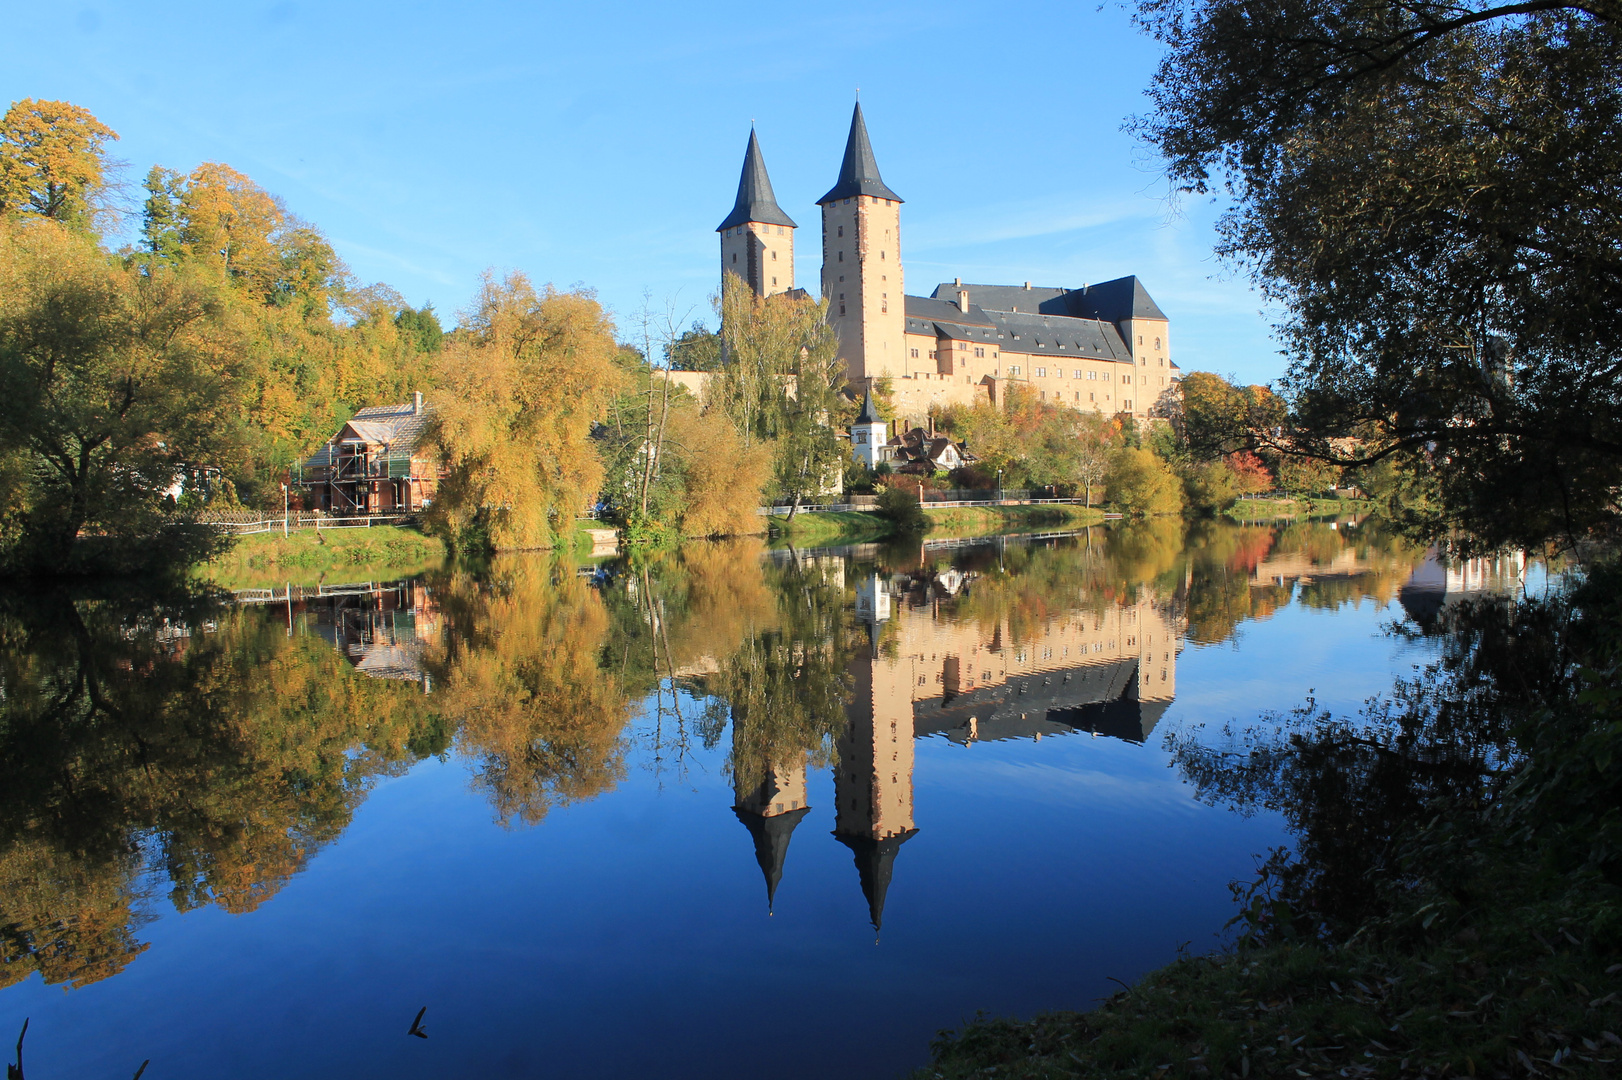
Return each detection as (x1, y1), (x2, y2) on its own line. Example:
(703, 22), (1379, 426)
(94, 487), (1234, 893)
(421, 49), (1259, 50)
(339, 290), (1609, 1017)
(1071, 275), (1168, 323)
(855, 384), (882, 424)
(986, 310), (1133, 364)
(929, 276), (1169, 324)
(818, 103), (903, 205)
(733, 805), (810, 913)
(904, 294), (993, 327)
(834, 829), (918, 933)
(303, 401), (435, 471)
(718, 129), (797, 231)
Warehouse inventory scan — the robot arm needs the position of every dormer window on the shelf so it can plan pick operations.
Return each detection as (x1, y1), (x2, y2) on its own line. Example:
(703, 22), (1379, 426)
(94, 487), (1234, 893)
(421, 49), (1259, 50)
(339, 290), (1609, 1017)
(838, 226), (844, 237)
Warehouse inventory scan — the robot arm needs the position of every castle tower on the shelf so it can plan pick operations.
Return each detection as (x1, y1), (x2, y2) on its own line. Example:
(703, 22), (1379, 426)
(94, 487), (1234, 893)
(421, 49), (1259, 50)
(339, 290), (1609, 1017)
(819, 103), (905, 389)
(850, 385), (889, 468)
(718, 129), (797, 297)
(835, 577), (917, 935)
(732, 752), (811, 913)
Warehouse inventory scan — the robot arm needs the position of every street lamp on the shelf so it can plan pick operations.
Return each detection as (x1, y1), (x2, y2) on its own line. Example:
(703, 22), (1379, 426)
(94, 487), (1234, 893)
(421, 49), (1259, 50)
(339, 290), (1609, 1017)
(281, 482), (289, 537)
(997, 468), (1003, 504)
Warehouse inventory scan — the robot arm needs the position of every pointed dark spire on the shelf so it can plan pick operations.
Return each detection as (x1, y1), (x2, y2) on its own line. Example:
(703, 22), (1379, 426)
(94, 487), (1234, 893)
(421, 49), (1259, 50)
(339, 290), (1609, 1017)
(819, 103), (903, 205)
(718, 129), (797, 232)
(855, 384), (882, 425)
(734, 806), (811, 912)
(835, 829), (918, 932)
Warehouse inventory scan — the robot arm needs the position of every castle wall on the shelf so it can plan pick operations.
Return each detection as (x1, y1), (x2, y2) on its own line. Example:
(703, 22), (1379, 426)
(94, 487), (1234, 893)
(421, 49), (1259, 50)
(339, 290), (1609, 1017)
(721, 221), (795, 297)
(822, 195), (905, 386)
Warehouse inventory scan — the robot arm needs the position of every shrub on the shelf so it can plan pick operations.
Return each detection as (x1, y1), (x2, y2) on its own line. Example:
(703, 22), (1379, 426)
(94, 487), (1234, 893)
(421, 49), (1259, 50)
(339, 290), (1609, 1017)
(875, 485), (929, 533)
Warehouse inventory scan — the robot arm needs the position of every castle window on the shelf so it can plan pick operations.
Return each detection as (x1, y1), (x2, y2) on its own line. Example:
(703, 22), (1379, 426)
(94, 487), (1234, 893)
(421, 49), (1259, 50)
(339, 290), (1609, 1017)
(838, 251), (843, 261)
(840, 304), (846, 315)
(772, 277), (777, 286)
(1075, 392), (1081, 402)
(771, 250), (777, 260)
(1009, 365), (1021, 375)
(838, 225), (843, 237)
(928, 350), (936, 359)
(911, 348), (919, 358)
(1073, 370), (1081, 379)
(1036, 367), (1046, 377)
(777, 226), (784, 235)
(975, 347), (985, 357)
(1138, 335), (1144, 345)
(1155, 337), (1161, 350)
(880, 250), (885, 260)
(731, 253), (736, 263)
(1087, 371), (1096, 380)
(882, 300), (887, 313)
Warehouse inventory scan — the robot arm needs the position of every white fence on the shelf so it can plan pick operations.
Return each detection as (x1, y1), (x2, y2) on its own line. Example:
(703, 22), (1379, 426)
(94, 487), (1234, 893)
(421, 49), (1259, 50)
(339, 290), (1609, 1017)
(208, 513), (415, 536)
(759, 497), (1101, 516)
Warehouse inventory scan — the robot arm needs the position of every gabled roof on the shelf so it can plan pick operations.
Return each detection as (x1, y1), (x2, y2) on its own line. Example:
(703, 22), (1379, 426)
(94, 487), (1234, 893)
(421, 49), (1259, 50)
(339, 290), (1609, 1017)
(984, 309), (1133, 364)
(819, 103), (903, 205)
(304, 401), (434, 470)
(717, 129), (797, 232)
(904, 294), (993, 327)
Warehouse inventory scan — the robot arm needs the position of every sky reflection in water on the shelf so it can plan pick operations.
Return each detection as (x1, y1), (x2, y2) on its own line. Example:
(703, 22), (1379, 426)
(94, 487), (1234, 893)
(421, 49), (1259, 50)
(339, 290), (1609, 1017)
(0, 520), (1524, 1078)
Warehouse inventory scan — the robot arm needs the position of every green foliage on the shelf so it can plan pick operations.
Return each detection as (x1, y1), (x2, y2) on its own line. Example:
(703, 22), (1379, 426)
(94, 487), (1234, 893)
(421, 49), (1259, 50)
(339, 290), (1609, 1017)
(394, 304), (443, 354)
(0, 220), (237, 574)
(666, 321), (721, 371)
(1106, 446), (1185, 516)
(876, 484), (929, 533)
(1135, 1), (1622, 550)
(939, 385), (1114, 498)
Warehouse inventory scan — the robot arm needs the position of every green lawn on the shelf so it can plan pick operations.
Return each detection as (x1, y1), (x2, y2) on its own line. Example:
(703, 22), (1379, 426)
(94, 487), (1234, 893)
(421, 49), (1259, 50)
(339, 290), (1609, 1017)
(1224, 495), (1375, 522)
(201, 524), (448, 589)
(767, 504), (1106, 547)
(767, 509), (895, 546)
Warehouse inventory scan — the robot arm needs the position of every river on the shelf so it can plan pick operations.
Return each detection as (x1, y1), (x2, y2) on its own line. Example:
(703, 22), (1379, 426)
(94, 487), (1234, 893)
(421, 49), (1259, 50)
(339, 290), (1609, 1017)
(0, 518), (1527, 1078)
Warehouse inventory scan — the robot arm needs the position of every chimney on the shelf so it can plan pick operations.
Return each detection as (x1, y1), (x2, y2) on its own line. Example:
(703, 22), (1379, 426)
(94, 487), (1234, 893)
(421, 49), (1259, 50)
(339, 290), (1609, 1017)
(1023, 281), (1031, 290)
(957, 288), (971, 314)
(954, 276), (962, 286)
(413, 391), (423, 414)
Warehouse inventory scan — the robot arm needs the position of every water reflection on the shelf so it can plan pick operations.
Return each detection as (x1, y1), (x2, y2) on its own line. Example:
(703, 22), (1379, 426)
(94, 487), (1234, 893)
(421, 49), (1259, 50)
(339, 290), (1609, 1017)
(0, 518), (1468, 1007)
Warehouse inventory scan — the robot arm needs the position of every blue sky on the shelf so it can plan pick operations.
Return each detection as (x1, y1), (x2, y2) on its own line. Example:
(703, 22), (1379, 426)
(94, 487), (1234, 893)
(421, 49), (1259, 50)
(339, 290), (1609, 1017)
(4, 0), (1285, 384)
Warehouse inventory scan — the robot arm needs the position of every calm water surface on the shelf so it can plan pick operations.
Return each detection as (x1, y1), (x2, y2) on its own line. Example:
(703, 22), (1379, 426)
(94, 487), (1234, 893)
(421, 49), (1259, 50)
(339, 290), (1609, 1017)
(0, 520), (1519, 1078)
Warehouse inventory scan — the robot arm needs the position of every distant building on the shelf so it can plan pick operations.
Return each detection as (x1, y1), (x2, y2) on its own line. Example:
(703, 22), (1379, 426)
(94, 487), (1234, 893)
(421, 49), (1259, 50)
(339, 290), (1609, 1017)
(718, 106), (1182, 430)
(302, 393), (444, 514)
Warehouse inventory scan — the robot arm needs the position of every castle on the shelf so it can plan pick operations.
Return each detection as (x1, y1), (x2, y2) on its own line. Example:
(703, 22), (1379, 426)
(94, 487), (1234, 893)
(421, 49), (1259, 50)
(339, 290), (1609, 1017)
(718, 105), (1181, 428)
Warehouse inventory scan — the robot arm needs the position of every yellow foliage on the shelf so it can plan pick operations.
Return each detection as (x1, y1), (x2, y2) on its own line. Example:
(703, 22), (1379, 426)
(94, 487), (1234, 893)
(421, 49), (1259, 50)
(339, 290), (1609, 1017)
(426, 273), (625, 550)
(667, 402), (772, 537)
(0, 98), (118, 228)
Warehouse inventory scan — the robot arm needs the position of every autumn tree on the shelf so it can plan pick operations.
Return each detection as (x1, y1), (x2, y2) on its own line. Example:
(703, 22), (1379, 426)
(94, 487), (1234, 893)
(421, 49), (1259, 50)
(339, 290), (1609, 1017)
(0, 99), (119, 231)
(0, 220), (237, 572)
(425, 273), (624, 551)
(1106, 445), (1186, 516)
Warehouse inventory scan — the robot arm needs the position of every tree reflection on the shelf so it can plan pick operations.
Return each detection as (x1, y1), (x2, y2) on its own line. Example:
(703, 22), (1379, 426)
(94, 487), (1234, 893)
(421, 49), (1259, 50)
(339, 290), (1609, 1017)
(426, 558), (632, 827)
(0, 584), (438, 990)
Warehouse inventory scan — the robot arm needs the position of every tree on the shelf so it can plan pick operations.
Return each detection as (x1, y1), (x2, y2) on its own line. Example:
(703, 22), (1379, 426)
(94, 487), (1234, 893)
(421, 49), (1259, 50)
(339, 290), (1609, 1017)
(424, 273), (624, 551)
(0, 221), (235, 572)
(667, 321), (722, 371)
(714, 273), (847, 517)
(0, 99), (118, 231)
(1135, 1), (1622, 549)
(1106, 446), (1185, 516)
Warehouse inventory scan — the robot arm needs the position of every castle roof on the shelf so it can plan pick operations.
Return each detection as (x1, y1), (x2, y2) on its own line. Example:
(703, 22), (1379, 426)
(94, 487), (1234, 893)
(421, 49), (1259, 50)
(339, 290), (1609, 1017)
(928, 276), (1169, 325)
(903, 295), (1139, 364)
(717, 129), (797, 232)
(819, 103), (902, 205)
(835, 828), (918, 933)
(734, 805), (810, 912)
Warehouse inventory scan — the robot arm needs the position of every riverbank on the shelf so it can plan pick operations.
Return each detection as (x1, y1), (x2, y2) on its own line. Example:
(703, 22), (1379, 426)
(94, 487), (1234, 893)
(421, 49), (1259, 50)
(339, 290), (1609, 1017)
(914, 858), (1619, 1079)
(200, 525), (448, 589)
(1224, 494), (1375, 521)
(768, 504), (1107, 546)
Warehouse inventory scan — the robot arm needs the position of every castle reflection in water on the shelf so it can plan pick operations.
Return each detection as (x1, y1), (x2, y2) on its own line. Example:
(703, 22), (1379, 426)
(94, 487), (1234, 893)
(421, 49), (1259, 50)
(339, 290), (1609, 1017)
(261, 528), (1527, 937)
(733, 544), (1183, 933)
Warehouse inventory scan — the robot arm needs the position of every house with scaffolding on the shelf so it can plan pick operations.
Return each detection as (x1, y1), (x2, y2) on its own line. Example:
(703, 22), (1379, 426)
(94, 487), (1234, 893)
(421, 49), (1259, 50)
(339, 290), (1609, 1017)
(302, 392), (444, 515)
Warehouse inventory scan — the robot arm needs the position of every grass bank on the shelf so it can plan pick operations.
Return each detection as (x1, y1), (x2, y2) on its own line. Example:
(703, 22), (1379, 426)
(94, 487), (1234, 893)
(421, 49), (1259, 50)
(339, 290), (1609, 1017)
(924, 503), (1105, 535)
(767, 509), (896, 546)
(768, 504), (1107, 546)
(1225, 495), (1376, 521)
(202, 524), (448, 589)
